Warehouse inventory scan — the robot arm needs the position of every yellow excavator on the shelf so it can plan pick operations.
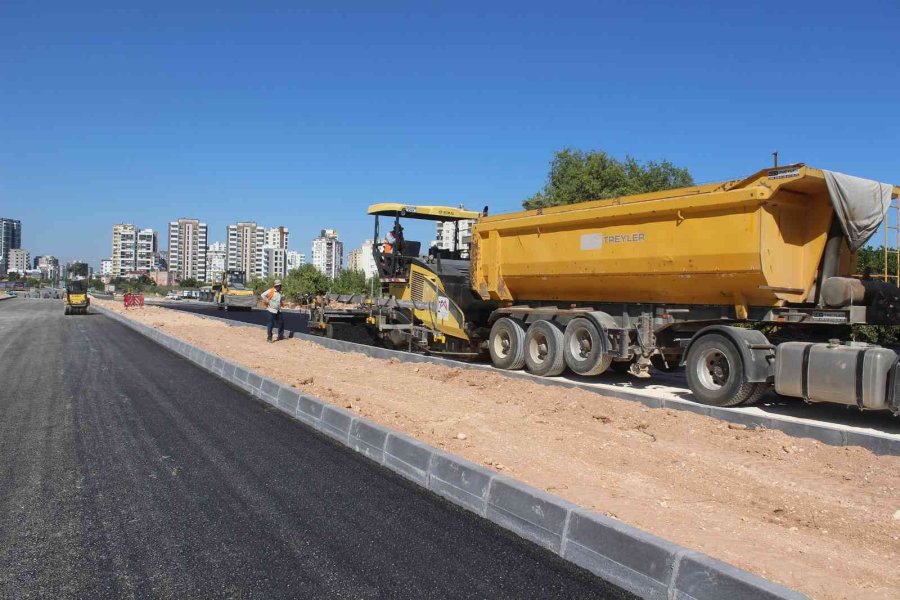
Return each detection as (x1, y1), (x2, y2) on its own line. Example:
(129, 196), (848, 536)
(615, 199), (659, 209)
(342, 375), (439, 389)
(64, 280), (90, 315)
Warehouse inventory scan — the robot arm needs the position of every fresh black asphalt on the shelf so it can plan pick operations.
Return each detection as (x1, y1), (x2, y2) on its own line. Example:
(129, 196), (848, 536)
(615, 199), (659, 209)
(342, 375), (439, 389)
(156, 300), (310, 333)
(0, 299), (634, 599)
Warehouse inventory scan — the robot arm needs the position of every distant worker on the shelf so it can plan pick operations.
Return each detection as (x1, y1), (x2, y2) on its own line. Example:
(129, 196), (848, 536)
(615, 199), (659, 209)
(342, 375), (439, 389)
(261, 279), (285, 343)
(382, 232), (394, 255)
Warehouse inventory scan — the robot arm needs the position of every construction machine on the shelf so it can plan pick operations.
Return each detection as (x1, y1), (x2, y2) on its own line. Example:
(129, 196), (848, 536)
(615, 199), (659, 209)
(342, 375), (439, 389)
(214, 270), (256, 311)
(311, 165), (900, 412)
(64, 280), (90, 315)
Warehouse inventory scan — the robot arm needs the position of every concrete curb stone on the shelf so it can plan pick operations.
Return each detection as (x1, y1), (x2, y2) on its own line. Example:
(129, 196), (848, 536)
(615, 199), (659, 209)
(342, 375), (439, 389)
(383, 433), (433, 486)
(486, 476), (578, 553)
(427, 452), (493, 517)
(319, 405), (353, 443)
(91, 304), (809, 600)
(296, 395), (325, 429)
(349, 419), (388, 464)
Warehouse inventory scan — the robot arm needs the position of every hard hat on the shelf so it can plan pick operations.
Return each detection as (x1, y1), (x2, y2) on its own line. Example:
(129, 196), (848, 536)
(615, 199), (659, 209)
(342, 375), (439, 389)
(274, 279), (282, 286)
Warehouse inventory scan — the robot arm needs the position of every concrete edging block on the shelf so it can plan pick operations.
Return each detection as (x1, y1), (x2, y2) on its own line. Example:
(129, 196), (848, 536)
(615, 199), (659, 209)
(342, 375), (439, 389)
(427, 452), (492, 516)
(260, 378), (280, 405)
(383, 433), (434, 486)
(563, 509), (679, 599)
(296, 395), (324, 428)
(486, 476), (576, 553)
(319, 405), (353, 443)
(673, 551), (807, 600)
(349, 418), (388, 464)
(276, 387), (300, 416)
(245, 372), (262, 390)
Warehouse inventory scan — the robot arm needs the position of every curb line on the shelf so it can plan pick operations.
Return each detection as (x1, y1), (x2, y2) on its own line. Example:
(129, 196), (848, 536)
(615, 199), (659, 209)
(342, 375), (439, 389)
(149, 303), (899, 456)
(94, 304), (808, 600)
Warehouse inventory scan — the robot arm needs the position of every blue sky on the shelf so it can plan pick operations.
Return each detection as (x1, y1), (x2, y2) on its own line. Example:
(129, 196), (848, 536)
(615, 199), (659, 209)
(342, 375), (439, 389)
(2, 1), (899, 267)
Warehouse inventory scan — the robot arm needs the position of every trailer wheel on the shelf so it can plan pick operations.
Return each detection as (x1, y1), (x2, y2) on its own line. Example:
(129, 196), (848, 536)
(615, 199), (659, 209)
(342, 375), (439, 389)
(685, 334), (765, 407)
(524, 320), (566, 376)
(489, 318), (526, 370)
(563, 318), (612, 376)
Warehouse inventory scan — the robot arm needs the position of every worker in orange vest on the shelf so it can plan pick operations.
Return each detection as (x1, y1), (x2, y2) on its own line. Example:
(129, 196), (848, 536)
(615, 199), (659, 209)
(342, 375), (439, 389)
(261, 279), (285, 343)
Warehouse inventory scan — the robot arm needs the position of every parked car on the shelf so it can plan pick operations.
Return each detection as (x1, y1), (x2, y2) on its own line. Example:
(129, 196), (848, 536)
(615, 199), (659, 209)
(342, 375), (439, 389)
(166, 291), (179, 300)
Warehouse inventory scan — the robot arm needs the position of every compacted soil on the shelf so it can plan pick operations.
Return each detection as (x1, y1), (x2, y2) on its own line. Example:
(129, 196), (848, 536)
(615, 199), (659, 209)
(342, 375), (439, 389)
(96, 300), (900, 600)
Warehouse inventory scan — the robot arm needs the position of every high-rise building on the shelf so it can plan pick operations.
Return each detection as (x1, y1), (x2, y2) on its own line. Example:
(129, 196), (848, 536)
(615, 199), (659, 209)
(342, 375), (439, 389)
(111, 223), (137, 276)
(206, 241), (227, 283)
(34, 255), (61, 281)
(265, 226), (290, 250)
(312, 229), (343, 279)
(7, 248), (30, 274)
(100, 259), (113, 277)
(259, 226), (290, 278)
(262, 247), (287, 279)
(226, 222), (265, 282)
(136, 228), (158, 272)
(433, 218), (475, 257)
(286, 251), (306, 272)
(0, 218), (21, 275)
(347, 239), (377, 280)
(168, 218), (208, 282)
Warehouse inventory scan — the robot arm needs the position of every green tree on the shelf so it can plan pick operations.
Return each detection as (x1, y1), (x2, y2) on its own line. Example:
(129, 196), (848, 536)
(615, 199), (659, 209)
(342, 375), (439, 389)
(283, 264), (330, 302)
(179, 277), (199, 289)
(330, 269), (368, 295)
(66, 261), (89, 279)
(523, 149), (694, 210)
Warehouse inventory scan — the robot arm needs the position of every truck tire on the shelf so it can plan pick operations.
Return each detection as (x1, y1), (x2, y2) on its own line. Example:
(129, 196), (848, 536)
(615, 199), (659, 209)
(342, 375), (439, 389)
(489, 318), (526, 370)
(685, 333), (766, 407)
(563, 317), (612, 376)
(524, 320), (566, 376)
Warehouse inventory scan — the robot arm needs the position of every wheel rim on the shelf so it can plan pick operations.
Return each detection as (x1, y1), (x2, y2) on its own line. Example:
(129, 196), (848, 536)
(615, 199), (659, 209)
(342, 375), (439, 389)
(493, 329), (512, 359)
(695, 348), (731, 390)
(528, 331), (549, 364)
(568, 326), (592, 362)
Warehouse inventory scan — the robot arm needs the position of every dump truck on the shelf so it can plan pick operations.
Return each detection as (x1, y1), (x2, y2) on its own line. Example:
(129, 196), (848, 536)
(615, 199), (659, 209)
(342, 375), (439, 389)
(312, 164), (900, 412)
(64, 280), (90, 315)
(214, 270), (256, 311)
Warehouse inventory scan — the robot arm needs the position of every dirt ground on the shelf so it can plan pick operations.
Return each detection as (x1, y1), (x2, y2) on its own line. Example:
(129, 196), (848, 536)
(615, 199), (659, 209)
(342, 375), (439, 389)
(96, 300), (900, 600)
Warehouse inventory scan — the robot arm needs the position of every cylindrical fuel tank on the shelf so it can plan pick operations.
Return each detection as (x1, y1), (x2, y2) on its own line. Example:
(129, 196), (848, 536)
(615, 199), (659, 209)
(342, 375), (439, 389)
(471, 166), (856, 308)
(774, 341), (897, 409)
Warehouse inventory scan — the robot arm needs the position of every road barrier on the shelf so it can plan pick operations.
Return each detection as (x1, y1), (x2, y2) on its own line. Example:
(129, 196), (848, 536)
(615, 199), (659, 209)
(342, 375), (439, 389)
(123, 293), (144, 308)
(92, 303), (807, 600)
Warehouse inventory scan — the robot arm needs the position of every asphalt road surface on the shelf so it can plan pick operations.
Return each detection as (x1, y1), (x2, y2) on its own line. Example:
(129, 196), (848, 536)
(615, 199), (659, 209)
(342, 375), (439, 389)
(0, 299), (633, 600)
(154, 300), (310, 334)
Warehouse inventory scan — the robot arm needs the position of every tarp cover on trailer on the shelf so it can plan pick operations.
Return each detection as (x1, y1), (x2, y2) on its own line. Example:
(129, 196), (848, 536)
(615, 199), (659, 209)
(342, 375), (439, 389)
(823, 170), (893, 251)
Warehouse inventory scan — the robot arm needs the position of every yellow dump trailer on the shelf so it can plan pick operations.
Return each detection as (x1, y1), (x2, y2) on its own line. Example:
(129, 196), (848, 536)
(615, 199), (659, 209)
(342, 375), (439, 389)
(472, 165), (860, 314)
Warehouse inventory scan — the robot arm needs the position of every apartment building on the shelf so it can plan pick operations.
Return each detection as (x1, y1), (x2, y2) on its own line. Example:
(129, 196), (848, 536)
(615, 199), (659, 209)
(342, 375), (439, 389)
(111, 224), (137, 276)
(7, 248), (30, 274)
(168, 218), (208, 282)
(206, 241), (227, 283)
(433, 218), (474, 257)
(226, 222), (265, 282)
(347, 239), (377, 280)
(311, 229), (343, 279)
